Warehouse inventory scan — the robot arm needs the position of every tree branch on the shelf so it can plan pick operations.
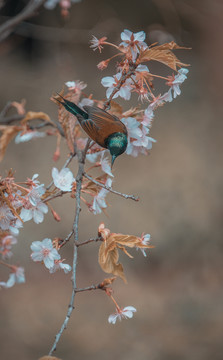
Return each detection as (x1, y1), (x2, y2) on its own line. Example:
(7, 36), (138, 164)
(84, 172), (139, 201)
(48, 140), (90, 356)
(0, 0), (47, 42)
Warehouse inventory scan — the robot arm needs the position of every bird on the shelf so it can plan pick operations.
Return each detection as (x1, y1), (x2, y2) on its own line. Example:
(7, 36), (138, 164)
(55, 94), (128, 166)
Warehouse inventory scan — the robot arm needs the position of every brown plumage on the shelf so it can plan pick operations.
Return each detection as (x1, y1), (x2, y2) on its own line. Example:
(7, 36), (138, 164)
(55, 95), (128, 166)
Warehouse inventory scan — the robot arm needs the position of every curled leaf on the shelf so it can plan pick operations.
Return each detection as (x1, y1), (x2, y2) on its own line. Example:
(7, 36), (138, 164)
(99, 238), (126, 283)
(0, 125), (22, 161)
(138, 41), (190, 71)
(21, 111), (53, 125)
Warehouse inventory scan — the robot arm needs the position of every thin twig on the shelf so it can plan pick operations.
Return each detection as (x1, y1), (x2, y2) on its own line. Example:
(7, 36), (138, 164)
(84, 173), (139, 201)
(103, 65), (137, 110)
(77, 237), (101, 247)
(59, 230), (74, 248)
(74, 284), (101, 292)
(48, 140), (90, 356)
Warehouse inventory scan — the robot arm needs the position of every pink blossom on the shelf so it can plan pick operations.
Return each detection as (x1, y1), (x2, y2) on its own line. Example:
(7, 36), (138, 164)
(142, 106), (154, 127)
(120, 29), (147, 60)
(121, 117), (142, 140)
(100, 152), (114, 177)
(0, 204), (23, 235)
(0, 267), (25, 288)
(149, 89), (172, 110)
(15, 130), (45, 144)
(135, 64), (149, 73)
(126, 126), (156, 157)
(137, 233), (151, 257)
(20, 185), (48, 224)
(90, 35), (107, 53)
(79, 97), (94, 108)
(65, 80), (87, 92)
(101, 73), (133, 100)
(52, 167), (75, 192)
(166, 68), (189, 98)
(92, 178), (112, 215)
(0, 235), (17, 259)
(108, 306), (137, 324)
(31, 238), (61, 269)
(49, 260), (71, 274)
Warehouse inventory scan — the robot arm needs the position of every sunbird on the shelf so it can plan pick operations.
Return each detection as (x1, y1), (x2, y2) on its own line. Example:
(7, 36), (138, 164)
(55, 94), (128, 166)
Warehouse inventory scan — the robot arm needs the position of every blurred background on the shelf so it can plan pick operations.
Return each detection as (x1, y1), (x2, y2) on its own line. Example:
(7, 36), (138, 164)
(0, 0), (223, 359)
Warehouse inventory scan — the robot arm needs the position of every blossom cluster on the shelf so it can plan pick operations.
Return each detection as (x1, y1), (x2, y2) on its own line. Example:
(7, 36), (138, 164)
(0, 29), (188, 325)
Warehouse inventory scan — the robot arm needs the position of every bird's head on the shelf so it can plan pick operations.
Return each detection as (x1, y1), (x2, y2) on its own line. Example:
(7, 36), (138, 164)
(105, 132), (128, 167)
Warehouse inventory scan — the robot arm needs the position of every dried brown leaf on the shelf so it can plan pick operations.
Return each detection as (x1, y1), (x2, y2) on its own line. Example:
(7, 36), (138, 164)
(138, 41), (190, 71)
(0, 125), (22, 161)
(98, 239), (126, 282)
(21, 111), (53, 125)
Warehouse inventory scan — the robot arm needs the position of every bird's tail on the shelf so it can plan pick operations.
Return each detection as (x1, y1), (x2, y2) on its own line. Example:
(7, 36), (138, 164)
(54, 93), (88, 119)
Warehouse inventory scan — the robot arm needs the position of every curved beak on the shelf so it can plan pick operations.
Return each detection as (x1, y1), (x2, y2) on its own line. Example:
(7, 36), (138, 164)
(111, 154), (116, 168)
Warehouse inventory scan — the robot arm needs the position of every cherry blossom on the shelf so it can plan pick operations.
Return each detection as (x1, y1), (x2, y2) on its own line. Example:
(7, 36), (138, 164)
(135, 64), (150, 73)
(121, 117), (142, 140)
(137, 233), (151, 257)
(149, 89), (173, 110)
(0, 204), (23, 234)
(20, 185), (48, 224)
(126, 126), (156, 157)
(90, 35), (107, 53)
(100, 152), (114, 177)
(166, 68), (189, 98)
(101, 72), (133, 100)
(31, 238), (61, 269)
(49, 260), (72, 274)
(65, 80), (87, 92)
(15, 130), (45, 144)
(92, 178), (112, 215)
(0, 235), (17, 259)
(120, 29), (147, 60)
(78, 97), (94, 108)
(52, 167), (75, 192)
(142, 106), (154, 127)
(0, 267), (25, 288)
(108, 306), (137, 324)
(0, 204), (16, 231)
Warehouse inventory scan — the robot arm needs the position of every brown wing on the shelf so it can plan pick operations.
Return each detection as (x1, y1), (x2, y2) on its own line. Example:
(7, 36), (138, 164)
(81, 106), (127, 147)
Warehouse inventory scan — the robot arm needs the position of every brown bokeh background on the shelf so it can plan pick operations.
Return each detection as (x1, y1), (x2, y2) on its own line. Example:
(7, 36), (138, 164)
(1, 0), (223, 359)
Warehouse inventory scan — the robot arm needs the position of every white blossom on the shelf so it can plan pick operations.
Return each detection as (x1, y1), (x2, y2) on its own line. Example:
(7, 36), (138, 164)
(0, 267), (25, 288)
(108, 306), (137, 324)
(30, 238), (61, 269)
(101, 72), (133, 101)
(52, 167), (75, 192)
(15, 131), (45, 144)
(92, 178), (112, 215)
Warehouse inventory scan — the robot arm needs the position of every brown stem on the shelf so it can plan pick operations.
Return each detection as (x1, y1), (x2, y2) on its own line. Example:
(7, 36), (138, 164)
(103, 65), (137, 110)
(48, 140), (90, 356)
(84, 173), (139, 201)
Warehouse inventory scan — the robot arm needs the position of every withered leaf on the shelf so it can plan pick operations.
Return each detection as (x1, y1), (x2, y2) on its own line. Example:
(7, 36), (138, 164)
(21, 111), (53, 125)
(0, 125), (22, 161)
(98, 238), (127, 283)
(138, 41), (190, 71)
